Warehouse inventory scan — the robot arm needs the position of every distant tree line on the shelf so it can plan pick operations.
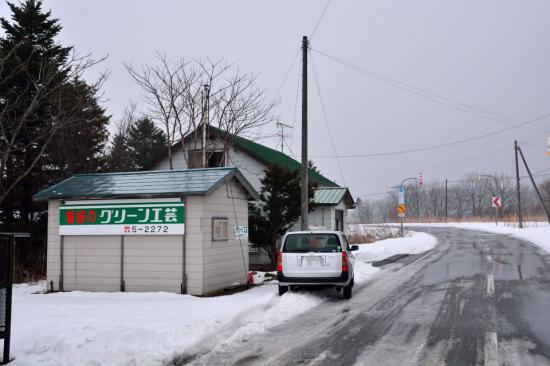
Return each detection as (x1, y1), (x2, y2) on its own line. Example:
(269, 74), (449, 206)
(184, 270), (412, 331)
(352, 173), (550, 224)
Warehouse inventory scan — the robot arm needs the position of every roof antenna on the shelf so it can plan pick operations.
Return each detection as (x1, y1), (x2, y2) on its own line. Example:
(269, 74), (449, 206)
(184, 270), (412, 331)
(201, 84), (210, 168)
(276, 122), (293, 153)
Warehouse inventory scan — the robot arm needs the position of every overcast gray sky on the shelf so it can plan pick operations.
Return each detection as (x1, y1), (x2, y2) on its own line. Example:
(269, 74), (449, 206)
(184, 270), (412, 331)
(2, 0), (549, 198)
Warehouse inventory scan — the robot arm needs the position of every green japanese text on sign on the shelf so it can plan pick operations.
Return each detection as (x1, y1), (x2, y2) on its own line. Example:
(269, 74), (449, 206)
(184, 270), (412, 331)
(59, 201), (185, 235)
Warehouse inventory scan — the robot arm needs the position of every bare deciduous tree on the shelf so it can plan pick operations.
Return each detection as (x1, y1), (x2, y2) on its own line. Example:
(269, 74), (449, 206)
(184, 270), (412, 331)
(0, 46), (107, 205)
(126, 55), (277, 170)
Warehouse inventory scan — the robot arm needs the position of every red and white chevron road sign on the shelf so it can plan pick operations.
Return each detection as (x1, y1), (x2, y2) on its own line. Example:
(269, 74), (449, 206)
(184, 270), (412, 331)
(492, 196), (501, 208)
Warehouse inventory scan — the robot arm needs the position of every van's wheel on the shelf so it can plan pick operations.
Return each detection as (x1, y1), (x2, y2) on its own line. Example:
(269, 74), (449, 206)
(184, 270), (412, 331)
(278, 285), (288, 296)
(343, 283), (352, 299)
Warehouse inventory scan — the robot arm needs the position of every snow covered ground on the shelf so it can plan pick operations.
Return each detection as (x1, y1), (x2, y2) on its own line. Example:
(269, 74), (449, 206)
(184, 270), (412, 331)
(2, 230), (438, 366)
(351, 229), (439, 283)
(407, 222), (550, 254)
(6, 283), (321, 366)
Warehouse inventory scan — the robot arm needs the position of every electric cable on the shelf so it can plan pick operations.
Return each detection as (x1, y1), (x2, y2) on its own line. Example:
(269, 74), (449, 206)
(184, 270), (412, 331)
(302, 111), (550, 159)
(310, 0), (331, 40)
(311, 48), (549, 133)
(310, 51), (347, 186)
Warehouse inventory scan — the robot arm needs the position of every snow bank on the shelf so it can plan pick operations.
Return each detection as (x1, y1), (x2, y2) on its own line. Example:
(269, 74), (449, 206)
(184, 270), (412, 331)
(4, 231), (439, 366)
(7, 283), (321, 366)
(352, 229), (438, 284)
(408, 222), (550, 254)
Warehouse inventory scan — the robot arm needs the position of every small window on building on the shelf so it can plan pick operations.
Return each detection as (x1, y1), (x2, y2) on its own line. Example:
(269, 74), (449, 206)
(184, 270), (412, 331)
(335, 209), (344, 231)
(188, 150), (226, 168)
(212, 217), (228, 241)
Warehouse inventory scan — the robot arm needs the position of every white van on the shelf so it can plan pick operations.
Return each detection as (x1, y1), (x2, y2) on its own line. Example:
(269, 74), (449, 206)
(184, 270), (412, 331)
(277, 231), (359, 299)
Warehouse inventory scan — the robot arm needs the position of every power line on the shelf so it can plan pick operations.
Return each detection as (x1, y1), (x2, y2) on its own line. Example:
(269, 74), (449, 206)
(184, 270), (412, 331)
(274, 48), (300, 100)
(289, 58), (302, 149)
(310, 51), (347, 186)
(355, 173), (550, 198)
(347, 146), (511, 184)
(310, 0), (331, 40)
(301, 111), (550, 159)
(311, 48), (549, 133)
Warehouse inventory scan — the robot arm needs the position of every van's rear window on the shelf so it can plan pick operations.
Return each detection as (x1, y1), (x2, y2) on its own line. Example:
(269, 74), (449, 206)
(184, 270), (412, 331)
(283, 234), (342, 253)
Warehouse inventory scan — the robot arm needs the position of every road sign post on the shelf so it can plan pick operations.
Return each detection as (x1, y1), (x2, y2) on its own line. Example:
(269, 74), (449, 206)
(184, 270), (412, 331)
(397, 187), (406, 237)
(492, 196), (501, 226)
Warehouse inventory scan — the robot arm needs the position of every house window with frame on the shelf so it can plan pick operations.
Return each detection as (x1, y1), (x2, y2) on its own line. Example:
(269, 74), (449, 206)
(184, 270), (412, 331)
(212, 217), (228, 241)
(188, 150), (226, 168)
(335, 209), (344, 231)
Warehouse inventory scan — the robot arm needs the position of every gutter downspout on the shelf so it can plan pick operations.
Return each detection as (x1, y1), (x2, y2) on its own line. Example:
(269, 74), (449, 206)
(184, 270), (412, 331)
(181, 196), (187, 294)
(120, 236), (125, 292)
(59, 235), (64, 292)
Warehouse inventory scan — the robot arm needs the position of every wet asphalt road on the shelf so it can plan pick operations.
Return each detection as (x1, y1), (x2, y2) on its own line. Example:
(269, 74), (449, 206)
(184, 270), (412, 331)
(185, 227), (550, 366)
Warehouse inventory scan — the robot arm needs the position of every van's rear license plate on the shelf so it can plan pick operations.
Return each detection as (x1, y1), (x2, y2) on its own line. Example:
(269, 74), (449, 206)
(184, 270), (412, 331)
(305, 256), (321, 265)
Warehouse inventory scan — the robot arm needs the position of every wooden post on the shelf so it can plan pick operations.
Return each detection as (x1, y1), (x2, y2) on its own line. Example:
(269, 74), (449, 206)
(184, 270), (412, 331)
(300, 36), (309, 230)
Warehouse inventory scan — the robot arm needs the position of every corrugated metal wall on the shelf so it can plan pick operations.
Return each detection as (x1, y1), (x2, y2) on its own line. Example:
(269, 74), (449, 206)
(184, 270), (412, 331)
(46, 181), (250, 295)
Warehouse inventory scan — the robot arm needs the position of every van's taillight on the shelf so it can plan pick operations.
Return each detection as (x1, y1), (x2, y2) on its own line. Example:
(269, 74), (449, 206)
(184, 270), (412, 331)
(277, 252), (283, 272)
(342, 252), (349, 272)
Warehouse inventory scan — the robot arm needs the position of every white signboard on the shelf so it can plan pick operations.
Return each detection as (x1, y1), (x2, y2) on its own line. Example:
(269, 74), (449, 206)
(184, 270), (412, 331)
(491, 196), (501, 208)
(234, 225), (249, 239)
(398, 187), (405, 205)
(59, 201), (185, 235)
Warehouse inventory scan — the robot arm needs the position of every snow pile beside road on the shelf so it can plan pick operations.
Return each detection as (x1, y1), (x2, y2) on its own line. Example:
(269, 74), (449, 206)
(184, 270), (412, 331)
(6, 231), (439, 366)
(352, 230), (438, 284)
(410, 222), (550, 254)
(8, 283), (321, 366)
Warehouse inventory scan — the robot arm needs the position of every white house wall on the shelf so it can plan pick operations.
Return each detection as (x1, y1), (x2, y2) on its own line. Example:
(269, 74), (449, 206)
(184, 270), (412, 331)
(123, 235), (184, 293)
(225, 145), (266, 194)
(152, 137), (336, 194)
(47, 201), (122, 292)
(288, 202), (350, 234)
(45, 180), (250, 295)
(46, 200), (61, 291)
(201, 181), (249, 294)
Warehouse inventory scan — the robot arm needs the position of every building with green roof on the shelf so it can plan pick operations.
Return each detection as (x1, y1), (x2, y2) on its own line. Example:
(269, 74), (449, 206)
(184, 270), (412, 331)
(152, 125), (340, 192)
(151, 126), (355, 251)
(34, 167), (257, 296)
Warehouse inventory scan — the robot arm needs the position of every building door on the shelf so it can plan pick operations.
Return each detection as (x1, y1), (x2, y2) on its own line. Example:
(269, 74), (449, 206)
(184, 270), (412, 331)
(335, 210), (344, 231)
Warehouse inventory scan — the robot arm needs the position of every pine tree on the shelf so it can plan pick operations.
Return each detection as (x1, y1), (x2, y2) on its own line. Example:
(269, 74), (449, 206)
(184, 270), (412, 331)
(249, 165), (317, 268)
(0, 1), (110, 280)
(107, 133), (133, 172)
(43, 78), (110, 182)
(127, 117), (167, 170)
(0, 0), (73, 229)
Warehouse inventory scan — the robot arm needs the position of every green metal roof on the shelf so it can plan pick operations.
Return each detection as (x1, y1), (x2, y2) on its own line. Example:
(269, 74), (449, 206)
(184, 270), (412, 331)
(179, 126), (339, 188)
(313, 187), (355, 208)
(34, 167), (258, 201)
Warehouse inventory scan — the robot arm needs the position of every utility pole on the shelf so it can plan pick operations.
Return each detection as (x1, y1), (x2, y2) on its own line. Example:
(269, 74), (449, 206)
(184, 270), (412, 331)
(517, 145), (550, 224)
(300, 36), (309, 230)
(514, 140), (523, 228)
(201, 84), (210, 168)
(445, 178), (448, 223)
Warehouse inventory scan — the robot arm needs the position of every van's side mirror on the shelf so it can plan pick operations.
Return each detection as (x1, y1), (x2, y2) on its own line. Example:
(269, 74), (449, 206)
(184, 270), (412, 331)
(350, 245), (359, 251)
